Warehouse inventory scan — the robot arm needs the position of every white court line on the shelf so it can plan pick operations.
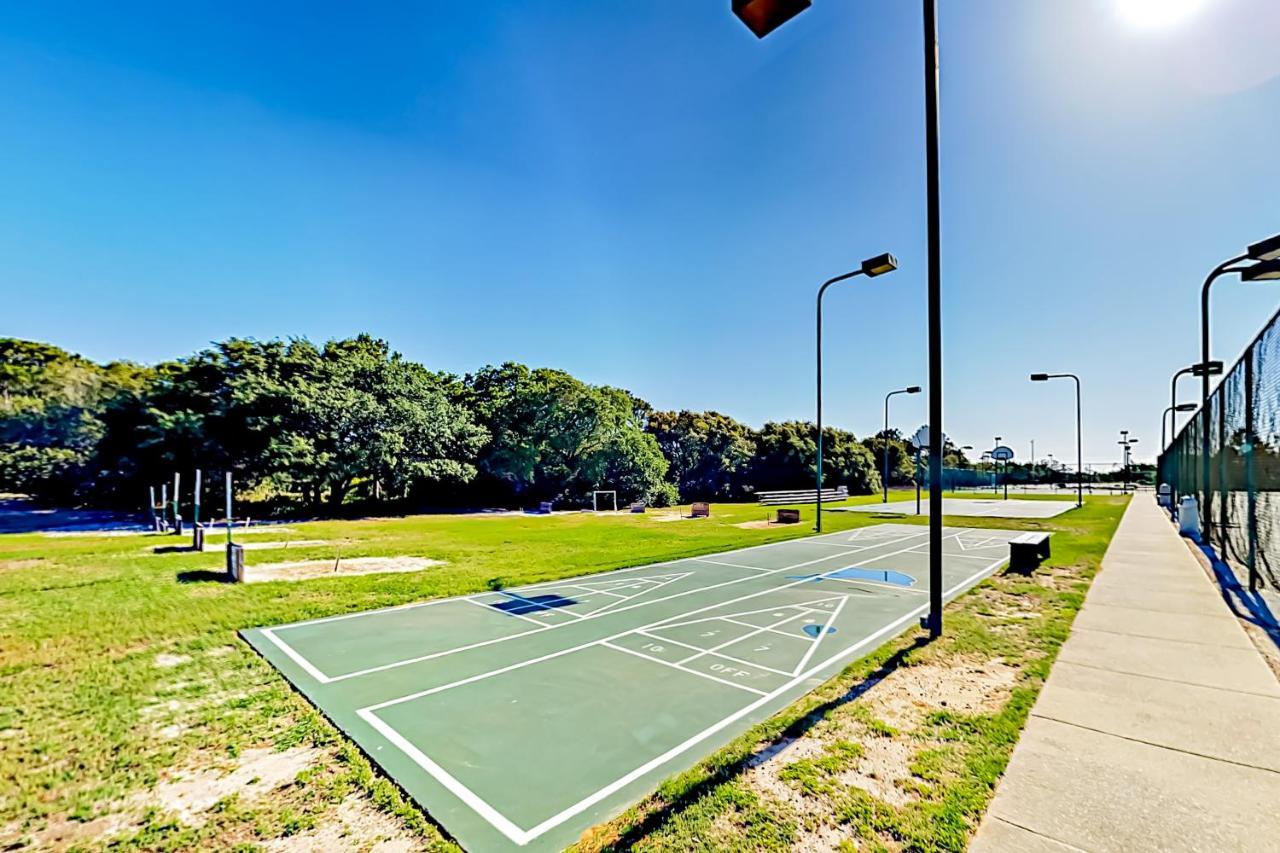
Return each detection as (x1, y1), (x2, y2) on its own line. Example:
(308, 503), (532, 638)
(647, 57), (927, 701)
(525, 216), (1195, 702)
(586, 573), (692, 617)
(827, 580), (928, 596)
(654, 598), (835, 631)
(260, 628), (331, 683)
(463, 597), (551, 629)
(925, 551), (1009, 562)
(300, 530), (937, 684)
(691, 558), (774, 573)
(719, 616), (825, 640)
(599, 641), (770, 696)
(675, 605), (831, 666)
(359, 551), (1007, 847)
(262, 527), (871, 632)
(790, 596), (847, 676)
(360, 531), (956, 713)
(631, 630), (795, 676)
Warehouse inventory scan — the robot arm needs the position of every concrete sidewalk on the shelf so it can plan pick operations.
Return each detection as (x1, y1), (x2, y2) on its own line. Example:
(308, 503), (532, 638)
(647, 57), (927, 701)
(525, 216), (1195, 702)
(972, 496), (1280, 852)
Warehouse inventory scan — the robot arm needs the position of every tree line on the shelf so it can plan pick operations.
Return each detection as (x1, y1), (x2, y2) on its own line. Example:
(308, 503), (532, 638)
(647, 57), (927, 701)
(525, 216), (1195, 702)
(0, 336), (959, 514)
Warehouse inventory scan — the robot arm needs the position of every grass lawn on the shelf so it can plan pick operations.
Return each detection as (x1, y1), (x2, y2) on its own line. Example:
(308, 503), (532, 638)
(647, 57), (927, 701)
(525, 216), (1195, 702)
(0, 490), (1128, 851)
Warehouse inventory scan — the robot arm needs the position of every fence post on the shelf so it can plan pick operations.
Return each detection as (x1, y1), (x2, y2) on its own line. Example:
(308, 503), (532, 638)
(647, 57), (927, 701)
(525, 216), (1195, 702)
(1245, 347), (1258, 591)
(1218, 386), (1228, 553)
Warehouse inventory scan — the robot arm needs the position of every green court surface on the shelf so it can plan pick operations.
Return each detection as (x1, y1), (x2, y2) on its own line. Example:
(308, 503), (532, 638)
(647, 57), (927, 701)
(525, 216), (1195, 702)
(242, 523), (1030, 851)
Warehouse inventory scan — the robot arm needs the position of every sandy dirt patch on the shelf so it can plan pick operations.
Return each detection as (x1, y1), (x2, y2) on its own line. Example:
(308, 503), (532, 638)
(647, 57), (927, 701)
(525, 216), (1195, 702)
(1, 810), (140, 850)
(229, 539), (329, 552)
(863, 658), (1019, 730)
(734, 519), (801, 530)
(244, 556), (443, 583)
(154, 652), (192, 668)
(0, 558), (45, 572)
(836, 735), (928, 806)
(261, 795), (421, 852)
(154, 746), (319, 825)
(0, 747), (323, 849)
(743, 652), (1023, 842)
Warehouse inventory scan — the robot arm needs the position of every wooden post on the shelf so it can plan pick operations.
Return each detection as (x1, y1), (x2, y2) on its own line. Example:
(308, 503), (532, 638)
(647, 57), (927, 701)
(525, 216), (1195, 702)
(193, 469), (202, 527)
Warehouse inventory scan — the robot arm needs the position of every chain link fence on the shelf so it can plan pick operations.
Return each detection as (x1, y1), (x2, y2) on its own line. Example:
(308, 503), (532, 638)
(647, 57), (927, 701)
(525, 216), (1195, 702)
(1160, 304), (1280, 589)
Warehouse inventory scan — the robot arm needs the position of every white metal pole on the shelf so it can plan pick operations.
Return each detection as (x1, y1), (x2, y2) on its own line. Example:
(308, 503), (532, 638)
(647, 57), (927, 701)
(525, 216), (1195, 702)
(225, 472), (233, 546)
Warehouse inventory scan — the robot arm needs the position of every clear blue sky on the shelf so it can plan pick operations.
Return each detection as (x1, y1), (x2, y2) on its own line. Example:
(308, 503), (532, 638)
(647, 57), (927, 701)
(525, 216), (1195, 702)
(3, 0), (1279, 467)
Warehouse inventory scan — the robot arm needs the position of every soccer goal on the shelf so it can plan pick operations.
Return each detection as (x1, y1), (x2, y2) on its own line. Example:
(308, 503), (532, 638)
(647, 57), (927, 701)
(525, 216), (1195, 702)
(592, 490), (618, 512)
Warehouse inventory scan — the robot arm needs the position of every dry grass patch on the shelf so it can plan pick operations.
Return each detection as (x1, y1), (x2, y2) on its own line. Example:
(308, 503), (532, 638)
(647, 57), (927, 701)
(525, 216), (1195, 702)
(261, 794), (424, 852)
(152, 745), (320, 825)
(245, 555), (443, 582)
(862, 657), (1019, 731)
(0, 558), (44, 572)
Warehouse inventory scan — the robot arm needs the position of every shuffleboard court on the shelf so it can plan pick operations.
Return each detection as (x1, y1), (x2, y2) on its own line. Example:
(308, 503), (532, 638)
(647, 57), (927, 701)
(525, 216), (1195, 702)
(836, 497), (1076, 519)
(242, 523), (1031, 851)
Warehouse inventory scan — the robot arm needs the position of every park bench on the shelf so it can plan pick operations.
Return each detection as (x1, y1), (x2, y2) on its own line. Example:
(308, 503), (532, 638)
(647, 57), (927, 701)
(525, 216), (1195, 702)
(775, 508), (801, 525)
(755, 486), (848, 506)
(690, 502), (711, 518)
(630, 502), (646, 513)
(1009, 531), (1051, 571)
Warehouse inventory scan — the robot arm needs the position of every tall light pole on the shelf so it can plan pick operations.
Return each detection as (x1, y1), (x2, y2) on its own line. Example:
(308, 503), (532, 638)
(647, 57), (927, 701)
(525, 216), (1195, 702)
(1030, 373), (1083, 507)
(1163, 403), (1197, 450)
(731, 0), (947, 638)
(815, 253), (899, 531)
(1118, 432), (1139, 491)
(1198, 234), (1280, 532)
(1170, 361), (1222, 442)
(993, 436), (1003, 497)
(883, 386), (921, 501)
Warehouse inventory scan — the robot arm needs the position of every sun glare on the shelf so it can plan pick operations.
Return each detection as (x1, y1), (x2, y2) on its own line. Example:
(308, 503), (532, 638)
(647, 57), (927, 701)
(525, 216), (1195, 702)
(1114, 0), (1211, 30)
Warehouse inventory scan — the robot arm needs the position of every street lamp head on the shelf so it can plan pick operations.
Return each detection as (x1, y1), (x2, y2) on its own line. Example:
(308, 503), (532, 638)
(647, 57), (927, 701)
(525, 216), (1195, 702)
(1191, 360), (1224, 377)
(1029, 373), (1049, 381)
(906, 385), (922, 394)
(1174, 403), (1197, 413)
(731, 0), (811, 37)
(861, 252), (899, 277)
(1248, 233), (1280, 262)
(1242, 258), (1280, 282)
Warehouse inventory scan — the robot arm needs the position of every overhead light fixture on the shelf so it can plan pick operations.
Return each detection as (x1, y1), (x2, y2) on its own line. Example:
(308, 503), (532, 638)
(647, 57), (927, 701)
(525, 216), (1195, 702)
(1242, 258), (1280, 282)
(1248, 233), (1280, 262)
(731, 0), (811, 38)
(861, 253), (899, 277)
(1191, 360), (1224, 377)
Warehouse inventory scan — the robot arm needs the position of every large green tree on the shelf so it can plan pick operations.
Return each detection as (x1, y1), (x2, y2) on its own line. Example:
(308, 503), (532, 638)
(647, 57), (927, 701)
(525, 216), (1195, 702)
(462, 363), (669, 506)
(224, 336), (487, 510)
(750, 421), (880, 495)
(647, 410), (755, 502)
(0, 339), (149, 502)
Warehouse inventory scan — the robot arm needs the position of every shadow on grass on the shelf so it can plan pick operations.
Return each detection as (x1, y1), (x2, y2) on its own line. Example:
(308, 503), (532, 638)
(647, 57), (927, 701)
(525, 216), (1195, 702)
(153, 544), (200, 555)
(606, 635), (931, 850)
(1194, 541), (1280, 651)
(177, 569), (231, 584)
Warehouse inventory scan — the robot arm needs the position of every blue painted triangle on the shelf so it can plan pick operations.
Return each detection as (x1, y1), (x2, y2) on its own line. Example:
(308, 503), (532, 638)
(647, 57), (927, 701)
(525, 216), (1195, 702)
(802, 624), (837, 638)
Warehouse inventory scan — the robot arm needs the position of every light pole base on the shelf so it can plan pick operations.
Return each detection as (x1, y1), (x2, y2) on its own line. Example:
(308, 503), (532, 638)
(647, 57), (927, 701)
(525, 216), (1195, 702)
(920, 611), (941, 636)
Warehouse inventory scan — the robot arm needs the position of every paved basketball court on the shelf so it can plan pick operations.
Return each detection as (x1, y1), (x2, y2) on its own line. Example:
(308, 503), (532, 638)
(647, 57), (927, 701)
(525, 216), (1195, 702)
(837, 498), (1076, 519)
(243, 523), (1028, 851)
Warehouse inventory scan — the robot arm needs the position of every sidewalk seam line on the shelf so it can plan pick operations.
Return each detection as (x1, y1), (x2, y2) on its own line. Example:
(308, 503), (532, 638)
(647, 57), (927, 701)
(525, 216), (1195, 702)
(1080, 601), (1248, 618)
(1070, 624), (1255, 651)
(1086, 600), (1238, 621)
(1057, 659), (1280, 699)
(985, 815), (1091, 852)
(1031, 713), (1280, 775)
